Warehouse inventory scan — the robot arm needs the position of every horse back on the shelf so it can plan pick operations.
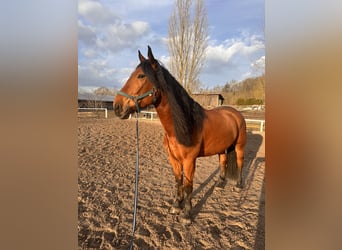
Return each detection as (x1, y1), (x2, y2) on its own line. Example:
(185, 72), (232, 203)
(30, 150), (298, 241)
(210, 106), (246, 129)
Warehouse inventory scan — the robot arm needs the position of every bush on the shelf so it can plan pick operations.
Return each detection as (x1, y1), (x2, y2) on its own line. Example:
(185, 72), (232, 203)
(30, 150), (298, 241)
(235, 98), (263, 105)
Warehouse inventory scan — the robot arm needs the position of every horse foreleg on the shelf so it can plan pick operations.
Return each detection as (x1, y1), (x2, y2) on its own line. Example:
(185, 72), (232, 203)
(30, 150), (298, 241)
(169, 153), (184, 214)
(164, 138), (184, 214)
(182, 159), (196, 222)
(169, 160), (184, 214)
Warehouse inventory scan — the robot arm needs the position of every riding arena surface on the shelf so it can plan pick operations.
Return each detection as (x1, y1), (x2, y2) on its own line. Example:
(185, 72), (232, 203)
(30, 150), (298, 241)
(78, 114), (265, 249)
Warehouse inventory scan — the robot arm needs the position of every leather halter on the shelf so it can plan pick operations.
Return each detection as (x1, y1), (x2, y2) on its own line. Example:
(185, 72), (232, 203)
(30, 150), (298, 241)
(116, 87), (156, 113)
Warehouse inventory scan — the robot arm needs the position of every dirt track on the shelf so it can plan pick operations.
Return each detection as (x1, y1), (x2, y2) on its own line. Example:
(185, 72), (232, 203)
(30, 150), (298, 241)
(78, 117), (265, 249)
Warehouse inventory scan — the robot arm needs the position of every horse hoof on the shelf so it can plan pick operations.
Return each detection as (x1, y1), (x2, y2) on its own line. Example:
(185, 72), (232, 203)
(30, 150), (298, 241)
(215, 180), (225, 189)
(215, 177), (227, 189)
(169, 206), (181, 214)
(181, 215), (192, 225)
(232, 184), (243, 192)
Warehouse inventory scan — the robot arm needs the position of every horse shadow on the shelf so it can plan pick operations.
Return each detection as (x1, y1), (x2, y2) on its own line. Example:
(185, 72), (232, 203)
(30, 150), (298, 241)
(191, 132), (264, 221)
(253, 171), (265, 250)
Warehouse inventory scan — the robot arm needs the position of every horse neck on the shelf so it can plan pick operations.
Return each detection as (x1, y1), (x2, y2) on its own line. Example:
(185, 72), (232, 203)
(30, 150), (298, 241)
(155, 93), (175, 137)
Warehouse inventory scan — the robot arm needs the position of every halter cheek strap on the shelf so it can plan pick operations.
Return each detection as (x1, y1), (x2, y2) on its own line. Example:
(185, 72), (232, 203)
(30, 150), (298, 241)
(116, 88), (156, 113)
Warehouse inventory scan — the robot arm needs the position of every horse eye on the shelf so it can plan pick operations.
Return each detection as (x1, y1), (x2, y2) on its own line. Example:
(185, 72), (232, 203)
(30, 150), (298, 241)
(137, 74), (146, 79)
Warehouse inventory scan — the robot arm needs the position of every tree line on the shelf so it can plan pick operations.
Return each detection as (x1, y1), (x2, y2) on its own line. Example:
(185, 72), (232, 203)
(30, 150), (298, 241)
(202, 74), (265, 105)
(79, 73), (265, 107)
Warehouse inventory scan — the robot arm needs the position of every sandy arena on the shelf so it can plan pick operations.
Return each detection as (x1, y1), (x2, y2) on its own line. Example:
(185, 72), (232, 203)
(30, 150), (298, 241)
(78, 115), (265, 249)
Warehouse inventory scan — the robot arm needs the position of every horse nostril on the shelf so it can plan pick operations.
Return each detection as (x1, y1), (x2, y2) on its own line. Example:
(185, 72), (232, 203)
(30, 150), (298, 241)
(114, 103), (122, 116)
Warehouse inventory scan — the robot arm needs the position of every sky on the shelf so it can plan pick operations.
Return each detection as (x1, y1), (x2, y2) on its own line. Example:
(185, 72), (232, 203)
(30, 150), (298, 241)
(78, 0), (265, 93)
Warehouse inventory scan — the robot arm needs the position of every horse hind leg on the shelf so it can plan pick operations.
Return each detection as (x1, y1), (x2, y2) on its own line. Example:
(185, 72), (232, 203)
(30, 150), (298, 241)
(226, 144), (244, 188)
(235, 143), (245, 188)
(216, 153), (228, 188)
(235, 122), (246, 188)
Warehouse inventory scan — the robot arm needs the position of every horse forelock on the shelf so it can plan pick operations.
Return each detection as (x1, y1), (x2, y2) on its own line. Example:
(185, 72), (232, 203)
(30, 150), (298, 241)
(139, 60), (205, 146)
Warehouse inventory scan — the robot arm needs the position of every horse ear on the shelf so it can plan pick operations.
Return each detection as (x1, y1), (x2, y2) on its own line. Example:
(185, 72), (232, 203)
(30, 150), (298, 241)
(138, 50), (146, 62)
(147, 45), (157, 67)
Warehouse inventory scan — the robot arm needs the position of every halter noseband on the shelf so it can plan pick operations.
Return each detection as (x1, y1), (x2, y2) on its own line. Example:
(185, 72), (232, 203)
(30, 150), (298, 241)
(116, 87), (156, 113)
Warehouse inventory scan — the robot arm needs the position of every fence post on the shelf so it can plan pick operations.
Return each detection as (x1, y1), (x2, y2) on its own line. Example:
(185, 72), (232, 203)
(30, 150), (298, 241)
(260, 120), (263, 132)
(245, 119), (265, 132)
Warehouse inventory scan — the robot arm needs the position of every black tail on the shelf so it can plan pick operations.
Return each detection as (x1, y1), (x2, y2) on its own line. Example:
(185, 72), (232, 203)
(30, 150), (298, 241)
(226, 145), (238, 180)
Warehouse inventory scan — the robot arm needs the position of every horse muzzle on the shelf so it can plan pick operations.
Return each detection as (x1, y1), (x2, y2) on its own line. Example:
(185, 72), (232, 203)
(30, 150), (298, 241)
(114, 103), (132, 119)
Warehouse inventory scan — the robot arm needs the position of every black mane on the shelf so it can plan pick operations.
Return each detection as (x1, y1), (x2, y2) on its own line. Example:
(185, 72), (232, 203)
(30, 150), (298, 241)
(139, 60), (205, 146)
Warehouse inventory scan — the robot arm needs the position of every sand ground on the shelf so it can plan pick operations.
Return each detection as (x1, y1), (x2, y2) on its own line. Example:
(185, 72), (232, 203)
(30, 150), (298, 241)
(78, 116), (265, 249)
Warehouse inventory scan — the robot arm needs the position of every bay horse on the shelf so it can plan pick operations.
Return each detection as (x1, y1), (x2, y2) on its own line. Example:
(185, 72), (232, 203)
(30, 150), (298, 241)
(114, 46), (246, 223)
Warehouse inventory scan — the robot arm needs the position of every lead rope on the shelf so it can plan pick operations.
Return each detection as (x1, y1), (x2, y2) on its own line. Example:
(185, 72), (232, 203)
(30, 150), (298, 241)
(129, 111), (139, 250)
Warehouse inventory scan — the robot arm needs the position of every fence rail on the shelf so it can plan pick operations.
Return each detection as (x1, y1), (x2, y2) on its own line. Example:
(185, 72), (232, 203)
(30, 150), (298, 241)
(245, 119), (265, 132)
(129, 111), (158, 120)
(78, 108), (108, 118)
(140, 111), (158, 120)
(129, 111), (265, 131)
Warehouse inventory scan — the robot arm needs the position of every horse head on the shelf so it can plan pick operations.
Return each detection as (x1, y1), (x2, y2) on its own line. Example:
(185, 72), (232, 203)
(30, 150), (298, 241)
(114, 46), (160, 119)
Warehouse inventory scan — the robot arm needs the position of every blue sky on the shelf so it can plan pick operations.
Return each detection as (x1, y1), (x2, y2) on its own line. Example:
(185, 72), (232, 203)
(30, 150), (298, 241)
(78, 0), (264, 92)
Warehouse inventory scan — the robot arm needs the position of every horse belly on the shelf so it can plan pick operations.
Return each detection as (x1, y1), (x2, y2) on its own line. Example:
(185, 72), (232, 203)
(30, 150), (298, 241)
(199, 131), (236, 156)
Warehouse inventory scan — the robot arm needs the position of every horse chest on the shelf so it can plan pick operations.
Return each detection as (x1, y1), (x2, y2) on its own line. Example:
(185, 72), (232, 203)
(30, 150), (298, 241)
(164, 135), (199, 162)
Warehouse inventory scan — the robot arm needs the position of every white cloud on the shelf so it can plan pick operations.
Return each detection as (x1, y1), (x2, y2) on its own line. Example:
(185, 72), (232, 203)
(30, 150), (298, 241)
(78, 59), (119, 88)
(240, 34), (265, 55)
(159, 55), (171, 68)
(78, 1), (173, 90)
(206, 34), (264, 63)
(115, 0), (174, 12)
(78, 1), (154, 89)
(200, 33), (264, 85)
(206, 43), (240, 63)
(82, 48), (97, 58)
(78, 0), (118, 24)
(96, 21), (150, 53)
(78, 20), (96, 45)
(251, 55), (265, 72)
(132, 21), (150, 34)
(204, 34), (264, 71)
(78, 1), (152, 53)
(107, 21), (149, 39)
